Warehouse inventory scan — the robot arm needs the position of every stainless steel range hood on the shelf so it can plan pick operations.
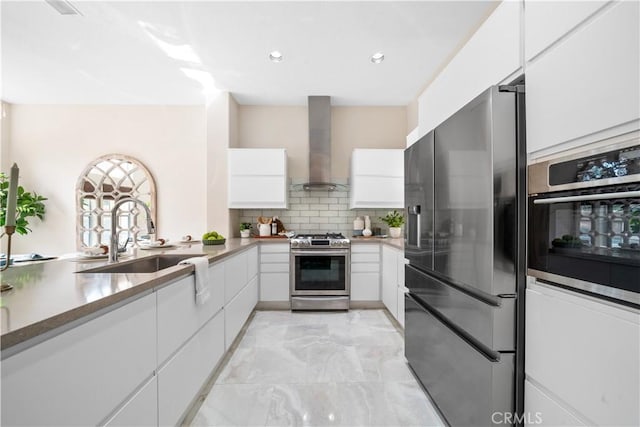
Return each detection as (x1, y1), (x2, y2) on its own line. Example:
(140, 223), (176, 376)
(302, 96), (339, 191)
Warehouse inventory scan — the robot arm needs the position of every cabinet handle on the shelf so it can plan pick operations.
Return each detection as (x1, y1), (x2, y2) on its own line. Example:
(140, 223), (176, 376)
(407, 205), (421, 248)
(533, 190), (640, 204)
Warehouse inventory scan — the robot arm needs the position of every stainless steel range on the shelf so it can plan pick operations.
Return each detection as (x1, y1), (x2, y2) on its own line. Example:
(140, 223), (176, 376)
(290, 233), (350, 310)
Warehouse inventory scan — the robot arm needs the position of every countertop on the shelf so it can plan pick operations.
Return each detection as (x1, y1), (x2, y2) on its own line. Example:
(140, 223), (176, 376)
(351, 236), (404, 250)
(0, 236), (404, 354)
(0, 239), (257, 353)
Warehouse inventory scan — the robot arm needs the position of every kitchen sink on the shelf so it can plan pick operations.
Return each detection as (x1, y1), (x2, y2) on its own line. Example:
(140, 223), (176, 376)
(79, 254), (207, 274)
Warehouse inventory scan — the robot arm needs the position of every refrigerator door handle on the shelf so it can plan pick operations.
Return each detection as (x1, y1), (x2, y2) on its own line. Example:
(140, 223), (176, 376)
(407, 205), (421, 248)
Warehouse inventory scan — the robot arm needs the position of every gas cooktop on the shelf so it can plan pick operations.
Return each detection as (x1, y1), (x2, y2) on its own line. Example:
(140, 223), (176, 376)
(293, 233), (346, 239)
(290, 233), (350, 248)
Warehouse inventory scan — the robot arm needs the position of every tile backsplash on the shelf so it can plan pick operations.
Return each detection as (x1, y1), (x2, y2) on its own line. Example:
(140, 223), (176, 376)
(238, 178), (403, 237)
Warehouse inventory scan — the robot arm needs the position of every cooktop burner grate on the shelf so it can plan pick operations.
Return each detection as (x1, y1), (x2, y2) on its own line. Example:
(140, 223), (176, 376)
(294, 233), (346, 239)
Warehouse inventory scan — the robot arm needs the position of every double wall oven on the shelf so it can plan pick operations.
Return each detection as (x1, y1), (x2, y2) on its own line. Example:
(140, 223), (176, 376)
(528, 136), (640, 307)
(290, 233), (350, 310)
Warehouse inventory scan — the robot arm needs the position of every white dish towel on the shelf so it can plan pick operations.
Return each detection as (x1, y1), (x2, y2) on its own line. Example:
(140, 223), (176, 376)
(178, 257), (210, 305)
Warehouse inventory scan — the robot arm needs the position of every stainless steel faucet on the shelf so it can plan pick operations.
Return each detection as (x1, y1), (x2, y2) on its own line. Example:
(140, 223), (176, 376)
(109, 198), (155, 263)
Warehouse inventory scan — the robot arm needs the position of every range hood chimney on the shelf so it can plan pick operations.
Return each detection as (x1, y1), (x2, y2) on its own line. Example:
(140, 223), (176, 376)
(303, 96), (338, 191)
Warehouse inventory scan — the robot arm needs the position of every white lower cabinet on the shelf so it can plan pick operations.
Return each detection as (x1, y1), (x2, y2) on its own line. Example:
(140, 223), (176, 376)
(225, 276), (258, 349)
(259, 243), (290, 302)
(525, 280), (640, 426)
(209, 261), (225, 315)
(382, 245), (399, 318)
(382, 245), (407, 326)
(157, 275), (220, 363)
(350, 243), (380, 301)
(1, 293), (156, 426)
(104, 376), (158, 427)
(1, 244), (261, 427)
(247, 246), (258, 281)
(158, 311), (225, 426)
(224, 249), (249, 304)
(524, 379), (585, 427)
(397, 286), (407, 328)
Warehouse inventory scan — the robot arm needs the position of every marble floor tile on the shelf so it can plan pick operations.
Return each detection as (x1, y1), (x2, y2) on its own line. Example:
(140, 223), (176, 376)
(189, 310), (445, 427)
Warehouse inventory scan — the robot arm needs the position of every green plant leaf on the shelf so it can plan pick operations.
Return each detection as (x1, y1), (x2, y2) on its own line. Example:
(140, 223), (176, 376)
(0, 174), (47, 234)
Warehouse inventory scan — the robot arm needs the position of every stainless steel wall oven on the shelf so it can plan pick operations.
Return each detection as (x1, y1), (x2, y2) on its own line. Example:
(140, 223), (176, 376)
(528, 137), (640, 307)
(290, 233), (350, 310)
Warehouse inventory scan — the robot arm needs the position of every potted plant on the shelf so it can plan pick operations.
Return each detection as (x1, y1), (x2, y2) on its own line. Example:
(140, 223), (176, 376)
(0, 172), (47, 235)
(380, 210), (404, 238)
(240, 222), (252, 238)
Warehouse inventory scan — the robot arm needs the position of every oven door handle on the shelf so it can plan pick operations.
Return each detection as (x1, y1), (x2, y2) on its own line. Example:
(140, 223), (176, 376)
(533, 190), (640, 204)
(291, 250), (349, 256)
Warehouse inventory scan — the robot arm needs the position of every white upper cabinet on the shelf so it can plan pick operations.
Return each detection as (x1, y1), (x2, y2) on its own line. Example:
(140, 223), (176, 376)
(524, 0), (609, 61)
(350, 149), (404, 209)
(526, 0), (640, 155)
(228, 148), (288, 208)
(418, 1), (521, 135)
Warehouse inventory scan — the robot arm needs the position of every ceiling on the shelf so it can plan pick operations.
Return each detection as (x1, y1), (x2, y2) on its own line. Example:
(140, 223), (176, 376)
(1, 1), (498, 106)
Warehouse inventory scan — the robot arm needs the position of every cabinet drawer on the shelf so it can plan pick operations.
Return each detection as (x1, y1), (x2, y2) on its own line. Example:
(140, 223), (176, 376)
(350, 272), (380, 300)
(526, 281), (640, 426)
(247, 246), (258, 279)
(524, 380), (585, 427)
(351, 244), (380, 254)
(1, 294), (156, 427)
(158, 311), (225, 426)
(351, 253), (379, 263)
(157, 275), (220, 363)
(260, 252), (289, 263)
(104, 376), (158, 427)
(261, 263), (289, 273)
(351, 262), (379, 273)
(225, 276), (258, 349)
(260, 243), (289, 253)
(260, 273), (290, 302)
(225, 251), (249, 304)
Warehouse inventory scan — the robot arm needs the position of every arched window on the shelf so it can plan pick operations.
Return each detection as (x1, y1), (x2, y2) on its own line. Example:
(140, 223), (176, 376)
(76, 154), (156, 250)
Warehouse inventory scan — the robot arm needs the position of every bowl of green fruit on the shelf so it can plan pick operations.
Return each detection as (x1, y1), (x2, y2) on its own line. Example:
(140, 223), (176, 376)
(202, 231), (226, 245)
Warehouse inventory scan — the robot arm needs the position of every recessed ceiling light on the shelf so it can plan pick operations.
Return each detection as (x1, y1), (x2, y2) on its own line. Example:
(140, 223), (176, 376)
(269, 51), (283, 63)
(370, 52), (385, 64)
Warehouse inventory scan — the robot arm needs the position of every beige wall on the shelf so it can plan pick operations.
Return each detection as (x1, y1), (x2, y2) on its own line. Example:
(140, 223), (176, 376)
(8, 105), (207, 254)
(332, 107), (407, 178)
(238, 106), (309, 177)
(238, 105), (406, 179)
(4, 100), (406, 252)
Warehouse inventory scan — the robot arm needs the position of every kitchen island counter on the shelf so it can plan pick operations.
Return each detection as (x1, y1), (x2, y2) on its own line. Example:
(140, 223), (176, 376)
(0, 238), (257, 354)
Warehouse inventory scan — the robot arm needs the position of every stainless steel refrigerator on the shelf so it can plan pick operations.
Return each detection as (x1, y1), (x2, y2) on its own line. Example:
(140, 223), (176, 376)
(404, 83), (526, 427)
